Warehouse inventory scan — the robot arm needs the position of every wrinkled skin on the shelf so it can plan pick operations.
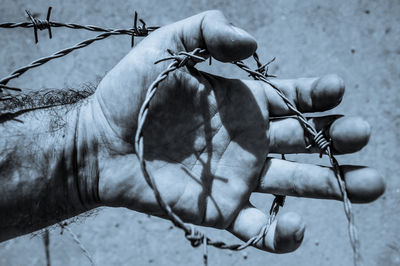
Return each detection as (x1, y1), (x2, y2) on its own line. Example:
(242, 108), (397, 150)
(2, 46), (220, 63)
(79, 10), (385, 253)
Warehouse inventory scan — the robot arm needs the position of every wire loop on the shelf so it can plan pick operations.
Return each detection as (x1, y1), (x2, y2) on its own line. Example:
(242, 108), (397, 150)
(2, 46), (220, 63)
(0, 9), (362, 266)
(154, 48), (207, 66)
(134, 49), (280, 266)
(235, 57), (362, 266)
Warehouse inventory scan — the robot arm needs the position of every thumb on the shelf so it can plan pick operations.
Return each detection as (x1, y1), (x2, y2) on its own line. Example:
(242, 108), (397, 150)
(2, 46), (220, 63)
(158, 10), (257, 62)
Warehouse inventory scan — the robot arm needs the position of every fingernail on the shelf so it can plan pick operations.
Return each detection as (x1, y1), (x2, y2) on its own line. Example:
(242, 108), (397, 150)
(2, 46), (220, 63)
(230, 25), (248, 36)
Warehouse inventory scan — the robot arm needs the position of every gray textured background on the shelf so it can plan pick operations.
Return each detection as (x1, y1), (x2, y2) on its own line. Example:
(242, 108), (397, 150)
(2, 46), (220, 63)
(0, 0), (399, 265)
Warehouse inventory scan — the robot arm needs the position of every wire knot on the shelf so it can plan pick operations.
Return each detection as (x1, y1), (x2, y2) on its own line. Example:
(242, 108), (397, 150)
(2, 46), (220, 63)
(270, 194), (286, 215)
(26, 7), (53, 43)
(252, 53), (277, 78)
(314, 130), (331, 157)
(185, 225), (204, 247)
(154, 48), (207, 67)
(305, 130), (331, 157)
(131, 11), (149, 47)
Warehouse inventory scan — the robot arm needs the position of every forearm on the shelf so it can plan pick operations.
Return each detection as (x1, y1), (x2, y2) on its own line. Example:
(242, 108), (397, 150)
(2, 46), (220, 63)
(0, 96), (100, 241)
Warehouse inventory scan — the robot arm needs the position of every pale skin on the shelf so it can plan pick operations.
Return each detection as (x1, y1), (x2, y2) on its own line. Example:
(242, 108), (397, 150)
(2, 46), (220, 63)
(0, 11), (385, 253)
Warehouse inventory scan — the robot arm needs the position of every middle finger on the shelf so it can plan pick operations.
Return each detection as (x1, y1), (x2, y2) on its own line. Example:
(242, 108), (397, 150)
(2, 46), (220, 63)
(268, 115), (371, 154)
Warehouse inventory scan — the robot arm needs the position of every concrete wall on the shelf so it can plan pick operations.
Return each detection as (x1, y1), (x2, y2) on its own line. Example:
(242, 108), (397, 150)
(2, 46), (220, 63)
(0, 0), (399, 265)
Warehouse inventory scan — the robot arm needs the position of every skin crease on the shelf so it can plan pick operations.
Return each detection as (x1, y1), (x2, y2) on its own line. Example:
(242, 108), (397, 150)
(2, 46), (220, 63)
(0, 10), (385, 255)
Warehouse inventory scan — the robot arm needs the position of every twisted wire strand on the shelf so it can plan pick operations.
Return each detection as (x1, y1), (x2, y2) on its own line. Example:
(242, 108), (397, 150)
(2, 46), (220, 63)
(0, 30), (130, 87)
(134, 48), (275, 255)
(0, 28), (156, 92)
(0, 8), (158, 93)
(0, 9), (361, 264)
(251, 53), (286, 227)
(0, 20), (131, 32)
(234, 60), (361, 266)
(0, 9), (156, 265)
(0, 7), (158, 36)
(0, 20), (158, 35)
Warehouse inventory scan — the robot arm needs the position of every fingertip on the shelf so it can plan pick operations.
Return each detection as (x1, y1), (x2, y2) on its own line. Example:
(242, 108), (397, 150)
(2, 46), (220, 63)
(342, 166), (385, 203)
(274, 212), (306, 253)
(201, 10), (257, 62)
(312, 74), (345, 111)
(229, 24), (258, 56)
(330, 116), (371, 153)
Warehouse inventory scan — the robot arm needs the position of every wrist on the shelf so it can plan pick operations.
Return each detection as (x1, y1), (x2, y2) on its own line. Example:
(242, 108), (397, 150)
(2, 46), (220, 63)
(0, 99), (103, 240)
(69, 96), (103, 210)
(75, 94), (135, 208)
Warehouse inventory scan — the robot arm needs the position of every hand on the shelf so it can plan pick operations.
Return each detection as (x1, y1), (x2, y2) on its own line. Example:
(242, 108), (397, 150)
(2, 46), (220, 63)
(82, 10), (385, 253)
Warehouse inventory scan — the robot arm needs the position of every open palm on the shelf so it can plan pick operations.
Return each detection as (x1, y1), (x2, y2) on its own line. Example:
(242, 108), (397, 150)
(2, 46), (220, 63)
(86, 11), (384, 253)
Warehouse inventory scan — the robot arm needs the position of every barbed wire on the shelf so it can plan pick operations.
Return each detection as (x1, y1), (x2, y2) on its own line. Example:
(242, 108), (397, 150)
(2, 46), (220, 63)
(0, 7), (158, 41)
(0, 7), (157, 266)
(137, 49), (361, 265)
(234, 59), (361, 266)
(136, 47), (361, 266)
(0, 7), (361, 266)
(0, 7), (158, 94)
(135, 49), (280, 263)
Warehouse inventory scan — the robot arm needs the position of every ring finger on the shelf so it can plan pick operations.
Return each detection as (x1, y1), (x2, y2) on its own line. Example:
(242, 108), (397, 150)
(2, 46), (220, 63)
(256, 158), (385, 203)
